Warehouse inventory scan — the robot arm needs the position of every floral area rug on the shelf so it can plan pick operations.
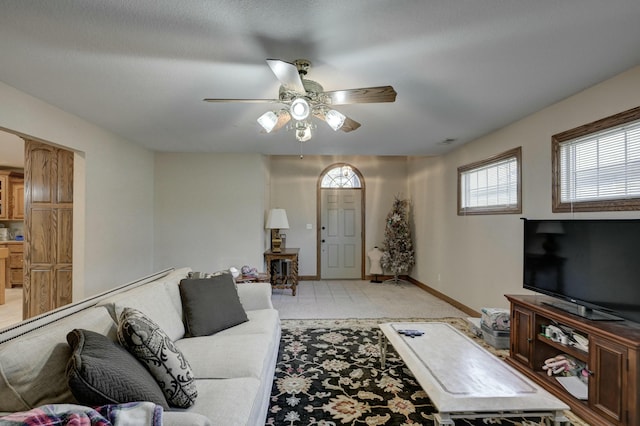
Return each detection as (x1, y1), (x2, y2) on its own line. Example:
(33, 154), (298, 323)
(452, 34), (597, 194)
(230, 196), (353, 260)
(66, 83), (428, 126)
(266, 318), (587, 426)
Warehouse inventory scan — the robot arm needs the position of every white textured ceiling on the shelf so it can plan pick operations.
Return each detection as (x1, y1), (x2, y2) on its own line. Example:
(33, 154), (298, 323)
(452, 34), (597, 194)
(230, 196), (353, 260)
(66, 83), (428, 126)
(1, 1), (640, 156)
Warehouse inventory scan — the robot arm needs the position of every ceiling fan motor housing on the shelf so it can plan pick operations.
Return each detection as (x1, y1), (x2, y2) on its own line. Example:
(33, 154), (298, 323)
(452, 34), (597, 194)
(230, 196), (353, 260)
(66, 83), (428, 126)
(294, 59), (311, 76)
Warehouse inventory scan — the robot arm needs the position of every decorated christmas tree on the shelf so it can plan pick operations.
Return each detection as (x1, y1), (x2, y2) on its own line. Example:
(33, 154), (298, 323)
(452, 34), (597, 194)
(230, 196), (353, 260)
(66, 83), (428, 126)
(381, 196), (415, 283)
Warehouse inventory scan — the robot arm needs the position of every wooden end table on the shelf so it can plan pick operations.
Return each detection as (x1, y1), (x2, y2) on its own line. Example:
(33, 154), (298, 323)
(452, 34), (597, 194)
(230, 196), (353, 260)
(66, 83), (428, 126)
(264, 248), (299, 296)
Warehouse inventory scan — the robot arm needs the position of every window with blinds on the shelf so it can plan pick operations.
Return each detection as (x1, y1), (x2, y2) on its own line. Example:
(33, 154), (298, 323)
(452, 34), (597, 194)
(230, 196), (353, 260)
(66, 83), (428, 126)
(458, 147), (522, 215)
(552, 107), (640, 212)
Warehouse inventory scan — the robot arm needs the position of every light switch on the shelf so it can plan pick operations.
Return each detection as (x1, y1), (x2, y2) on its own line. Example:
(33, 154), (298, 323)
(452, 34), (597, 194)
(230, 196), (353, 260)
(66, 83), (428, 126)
(306, 224), (313, 230)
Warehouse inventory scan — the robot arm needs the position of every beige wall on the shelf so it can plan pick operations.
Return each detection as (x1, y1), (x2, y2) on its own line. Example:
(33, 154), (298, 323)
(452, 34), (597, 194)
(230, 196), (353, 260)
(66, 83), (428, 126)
(0, 81), (156, 299)
(269, 155), (408, 277)
(0, 131), (24, 168)
(153, 152), (267, 273)
(409, 65), (640, 312)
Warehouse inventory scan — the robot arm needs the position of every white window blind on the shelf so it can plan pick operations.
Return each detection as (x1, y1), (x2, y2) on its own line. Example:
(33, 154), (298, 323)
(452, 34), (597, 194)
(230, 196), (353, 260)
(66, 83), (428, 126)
(461, 156), (519, 210)
(559, 119), (640, 203)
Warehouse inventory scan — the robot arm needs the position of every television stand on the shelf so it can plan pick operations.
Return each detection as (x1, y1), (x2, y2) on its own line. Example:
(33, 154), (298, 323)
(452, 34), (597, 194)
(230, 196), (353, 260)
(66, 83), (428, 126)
(506, 294), (640, 426)
(541, 300), (624, 321)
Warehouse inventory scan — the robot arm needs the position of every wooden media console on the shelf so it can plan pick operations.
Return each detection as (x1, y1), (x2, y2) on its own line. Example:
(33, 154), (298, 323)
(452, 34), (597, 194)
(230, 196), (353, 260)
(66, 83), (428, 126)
(506, 295), (640, 426)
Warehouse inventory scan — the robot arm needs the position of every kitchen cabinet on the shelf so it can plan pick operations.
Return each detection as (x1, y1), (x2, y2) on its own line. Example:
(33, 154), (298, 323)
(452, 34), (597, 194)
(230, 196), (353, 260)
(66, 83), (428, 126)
(1, 242), (23, 289)
(10, 176), (24, 219)
(505, 294), (640, 425)
(0, 172), (8, 220)
(0, 170), (24, 220)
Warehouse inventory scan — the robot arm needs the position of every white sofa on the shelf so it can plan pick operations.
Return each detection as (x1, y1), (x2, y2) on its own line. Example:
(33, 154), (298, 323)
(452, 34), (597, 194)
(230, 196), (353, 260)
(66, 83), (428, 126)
(0, 267), (281, 425)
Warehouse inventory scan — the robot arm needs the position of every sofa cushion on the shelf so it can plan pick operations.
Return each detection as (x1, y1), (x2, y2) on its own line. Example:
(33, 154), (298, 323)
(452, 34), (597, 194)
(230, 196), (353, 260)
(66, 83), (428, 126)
(216, 309), (280, 336)
(187, 378), (261, 426)
(118, 308), (197, 408)
(0, 306), (116, 412)
(175, 333), (273, 379)
(162, 411), (213, 426)
(99, 280), (185, 341)
(66, 329), (169, 409)
(179, 274), (248, 337)
(161, 267), (192, 318)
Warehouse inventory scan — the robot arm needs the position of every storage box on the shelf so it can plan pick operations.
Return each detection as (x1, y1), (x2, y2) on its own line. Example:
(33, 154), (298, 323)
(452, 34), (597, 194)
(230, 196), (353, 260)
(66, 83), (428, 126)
(481, 323), (510, 349)
(480, 307), (510, 331)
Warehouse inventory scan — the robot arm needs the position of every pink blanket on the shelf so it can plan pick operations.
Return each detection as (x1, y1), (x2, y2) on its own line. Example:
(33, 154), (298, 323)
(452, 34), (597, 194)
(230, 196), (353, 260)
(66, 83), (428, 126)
(0, 402), (162, 426)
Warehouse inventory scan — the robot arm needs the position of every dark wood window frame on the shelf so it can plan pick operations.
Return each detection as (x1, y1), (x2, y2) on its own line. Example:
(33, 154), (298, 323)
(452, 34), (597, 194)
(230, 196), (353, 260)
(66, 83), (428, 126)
(457, 147), (522, 215)
(552, 106), (640, 213)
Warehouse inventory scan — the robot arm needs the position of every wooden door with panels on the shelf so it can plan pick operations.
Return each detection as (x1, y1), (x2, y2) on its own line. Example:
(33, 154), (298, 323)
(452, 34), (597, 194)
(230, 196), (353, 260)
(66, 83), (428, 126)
(23, 139), (74, 319)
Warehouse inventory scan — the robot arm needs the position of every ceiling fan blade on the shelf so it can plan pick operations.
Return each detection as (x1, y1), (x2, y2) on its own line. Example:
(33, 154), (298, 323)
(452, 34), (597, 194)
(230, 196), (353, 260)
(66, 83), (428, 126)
(340, 117), (361, 132)
(323, 86), (397, 105)
(203, 98), (280, 103)
(266, 59), (306, 94)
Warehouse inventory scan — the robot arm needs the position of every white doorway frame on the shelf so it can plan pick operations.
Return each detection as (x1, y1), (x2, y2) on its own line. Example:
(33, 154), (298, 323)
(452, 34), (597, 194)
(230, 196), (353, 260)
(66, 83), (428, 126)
(316, 163), (366, 280)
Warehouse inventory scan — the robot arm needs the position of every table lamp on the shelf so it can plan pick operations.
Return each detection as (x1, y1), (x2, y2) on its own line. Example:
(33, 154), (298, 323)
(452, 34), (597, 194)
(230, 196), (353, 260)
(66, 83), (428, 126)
(266, 208), (289, 252)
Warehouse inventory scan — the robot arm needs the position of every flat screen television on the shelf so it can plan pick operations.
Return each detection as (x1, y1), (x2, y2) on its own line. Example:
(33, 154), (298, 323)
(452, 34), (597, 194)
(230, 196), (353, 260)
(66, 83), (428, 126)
(523, 218), (640, 323)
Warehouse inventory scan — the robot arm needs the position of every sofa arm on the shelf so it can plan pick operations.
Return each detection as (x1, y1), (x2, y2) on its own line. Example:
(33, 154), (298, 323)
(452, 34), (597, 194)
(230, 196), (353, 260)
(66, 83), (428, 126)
(237, 282), (274, 311)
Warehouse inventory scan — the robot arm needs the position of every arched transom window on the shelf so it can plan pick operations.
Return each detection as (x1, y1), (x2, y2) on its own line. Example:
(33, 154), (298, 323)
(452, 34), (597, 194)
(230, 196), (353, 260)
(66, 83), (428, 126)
(320, 164), (361, 188)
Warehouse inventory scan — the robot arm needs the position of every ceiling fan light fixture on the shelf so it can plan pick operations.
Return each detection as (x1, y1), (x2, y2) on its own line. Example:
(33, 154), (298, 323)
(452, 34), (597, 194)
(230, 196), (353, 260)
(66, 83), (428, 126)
(295, 121), (313, 142)
(325, 109), (346, 131)
(257, 111), (278, 132)
(290, 98), (310, 121)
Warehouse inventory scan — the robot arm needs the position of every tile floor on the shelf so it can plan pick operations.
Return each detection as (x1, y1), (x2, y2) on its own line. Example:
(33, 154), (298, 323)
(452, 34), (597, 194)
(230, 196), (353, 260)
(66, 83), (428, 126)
(0, 280), (469, 331)
(272, 279), (468, 319)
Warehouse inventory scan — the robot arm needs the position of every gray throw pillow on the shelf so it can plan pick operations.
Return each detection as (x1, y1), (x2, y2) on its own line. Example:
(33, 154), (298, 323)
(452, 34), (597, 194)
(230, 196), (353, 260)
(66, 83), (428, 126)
(179, 274), (248, 337)
(66, 329), (169, 409)
(118, 308), (198, 408)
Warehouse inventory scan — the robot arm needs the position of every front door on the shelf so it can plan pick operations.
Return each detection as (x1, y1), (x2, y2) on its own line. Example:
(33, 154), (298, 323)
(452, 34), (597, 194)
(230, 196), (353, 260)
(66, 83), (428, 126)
(320, 189), (362, 279)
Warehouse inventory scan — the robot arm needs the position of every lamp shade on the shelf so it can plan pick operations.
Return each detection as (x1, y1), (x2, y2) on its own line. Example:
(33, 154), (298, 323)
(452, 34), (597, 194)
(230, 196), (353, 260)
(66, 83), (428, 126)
(266, 208), (289, 229)
(257, 111), (278, 132)
(325, 109), (346, 131)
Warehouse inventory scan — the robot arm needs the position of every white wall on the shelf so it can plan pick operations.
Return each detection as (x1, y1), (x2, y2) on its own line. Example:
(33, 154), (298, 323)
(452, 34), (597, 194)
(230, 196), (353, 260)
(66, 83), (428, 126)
(0, 81), (156, 298)
(269, 155), (408, 277)
(153, 152), (267, 273)
(409, 65), (640, 312)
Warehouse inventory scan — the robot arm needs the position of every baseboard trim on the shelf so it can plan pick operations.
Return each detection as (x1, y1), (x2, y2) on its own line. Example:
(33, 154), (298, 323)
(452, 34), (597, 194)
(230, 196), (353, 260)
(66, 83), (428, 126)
(299, 275), (318, 281)
(404, 276), (481, 318)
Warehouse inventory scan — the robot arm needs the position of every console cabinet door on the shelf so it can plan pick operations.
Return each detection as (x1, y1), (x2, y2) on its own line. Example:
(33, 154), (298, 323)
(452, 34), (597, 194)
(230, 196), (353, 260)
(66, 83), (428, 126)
(589, 336), (627, 424)
(511, 305), (534, 367)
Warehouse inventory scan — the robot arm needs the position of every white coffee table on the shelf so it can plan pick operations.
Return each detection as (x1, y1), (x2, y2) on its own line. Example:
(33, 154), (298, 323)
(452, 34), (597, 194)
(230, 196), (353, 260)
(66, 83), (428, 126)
(379, 322), (570, 426)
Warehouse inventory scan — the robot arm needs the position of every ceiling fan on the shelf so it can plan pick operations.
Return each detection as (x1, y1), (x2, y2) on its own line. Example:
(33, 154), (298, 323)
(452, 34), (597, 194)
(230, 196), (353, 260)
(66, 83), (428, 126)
(203, 59), (397, 142)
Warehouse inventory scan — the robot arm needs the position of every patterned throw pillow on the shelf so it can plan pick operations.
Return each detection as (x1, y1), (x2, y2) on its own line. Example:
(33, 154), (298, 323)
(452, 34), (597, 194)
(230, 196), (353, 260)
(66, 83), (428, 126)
(117, 308), (197, 408)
